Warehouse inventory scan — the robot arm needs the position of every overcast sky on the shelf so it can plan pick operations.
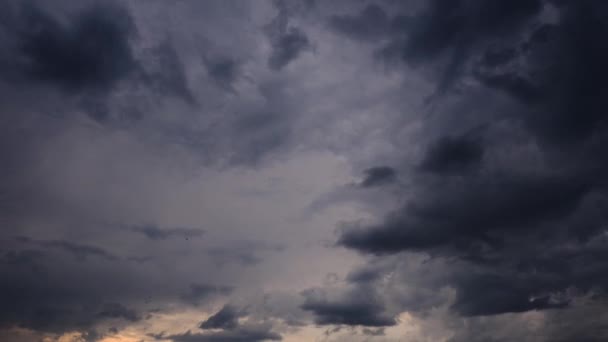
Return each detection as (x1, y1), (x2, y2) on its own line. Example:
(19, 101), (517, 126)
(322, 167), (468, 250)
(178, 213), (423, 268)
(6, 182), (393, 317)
(2, 0), (608, 341)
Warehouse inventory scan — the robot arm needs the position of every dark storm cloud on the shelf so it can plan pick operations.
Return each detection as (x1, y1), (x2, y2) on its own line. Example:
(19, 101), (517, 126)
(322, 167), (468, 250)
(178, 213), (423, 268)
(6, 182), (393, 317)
(340, 171), (591, 253)
(16, 236), (118, 261)
(163, 304), (282, 342)
(0, 0), (195, 125)
(488, 2), (608, 144)
(207, 248), (261, 266)
(265, 0), (311, 70)
(0, 1), (137, 91)
(42, 240), (118, 261)
(335, 0), (608, 321)
(203, 56), (240, 91)
(97, 303), (140, 322)
(446, 295), (608, 342)
(1, 249), (44, 267)
(0, 1), (303, 335)
(3, 0), (608, 339)
(450, 234), (608, 316)
(167, 327), (282, 342)
(419, 133), (484, 174)
(360, 166), (397, 187)
(181, 283), (234, 305)
(199, 305), (244, 330)
(0, 245), (138, 334)
(207, 241), (284, 267)
(345, 266), (383, 284)
(129, 224), (205, 241)
(0, 0), (142, 123)
(268, 27), (310, 70)
(398, 0), (542, 60)
(332, 0), (543, 94)
(146, 40), (195, 104)
(472, 46), (542, 105)
(473, 69), (542, 105)
(329, 4), (391, 42)
(300, 288), (396, 327)
(188, 75), (296, 165)
(450, 274), (566, 316)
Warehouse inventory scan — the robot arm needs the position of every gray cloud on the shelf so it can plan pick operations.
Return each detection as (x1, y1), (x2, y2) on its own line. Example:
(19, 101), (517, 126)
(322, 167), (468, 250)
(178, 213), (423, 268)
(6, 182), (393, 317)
(145, 39), (195, 104)
(207, 241), (284, 267)
(301, 287), (396, 327)
(3, 0), (608, 340)
(129, 224), (205, 241)
(360, 166), (397, 188)
(203, 55), (241, 92)
(335, 0), (608, 326)
(0, 1), (137, 92)
(167, 327), (281, 342)
(16, 236), (118, 261)
(164, 303), (282, 342)
(265, 0), (311, 70)
(97, 303), (140, 322)
(0, 245), (135, 334)
(328, 4), (391, 42)
(419, 132), (484, 174)
(199, 305), (244, 330)
(181, 284), (234, 305)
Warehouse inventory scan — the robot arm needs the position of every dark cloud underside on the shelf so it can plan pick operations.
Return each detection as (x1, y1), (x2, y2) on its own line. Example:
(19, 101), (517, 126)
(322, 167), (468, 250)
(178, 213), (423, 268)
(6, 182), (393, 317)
(1, 1), (137, 91)
(336, 0), (608, 322)
(360, 166), (397, 187)
(301, 288), (396, 327)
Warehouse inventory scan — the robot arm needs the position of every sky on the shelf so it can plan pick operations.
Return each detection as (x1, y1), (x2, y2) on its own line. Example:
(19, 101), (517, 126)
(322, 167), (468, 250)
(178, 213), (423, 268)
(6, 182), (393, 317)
(1, 0), (608, 341)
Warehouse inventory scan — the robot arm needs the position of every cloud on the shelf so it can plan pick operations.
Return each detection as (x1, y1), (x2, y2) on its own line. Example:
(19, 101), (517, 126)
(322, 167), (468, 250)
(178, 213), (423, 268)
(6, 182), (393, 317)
(166, 303), (282, 342)
(301, 287), (396, 327)
(167, 326), (281, 342)
(268, 27), (310, 71)
(129, 224), (205, 240)
(206, 241), (284, 267)
(332, 0), (543, 94)
(345, 265), (384, 284)
(203, 56), (240, 91)
(450, 273), (567, 316)
(419, 133), (484, 174)
(328, 4), (391, 42)
(4, 1), (608, 340)
(16, 237), (118, 261)
(362, 327), (385, 336)
(0, 246), (136, 333)
(97, 303), (140, 322)
(0, 1), (197, 125)
(335, 0), (608, 322)
(181, 284), (234, 305)
(199, 305), (244, 330)
(360, 166), (397, 187)
(0, 1), (137, 92)
(446, 296), (608, 342)
(265, 0), (311, 70)
(340, 171), (590, 253)
(145, 39), (195, 104)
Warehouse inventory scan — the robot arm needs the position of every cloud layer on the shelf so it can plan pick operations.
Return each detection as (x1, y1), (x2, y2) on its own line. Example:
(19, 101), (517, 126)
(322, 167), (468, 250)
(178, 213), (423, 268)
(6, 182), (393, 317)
(2, 1), (608, 341)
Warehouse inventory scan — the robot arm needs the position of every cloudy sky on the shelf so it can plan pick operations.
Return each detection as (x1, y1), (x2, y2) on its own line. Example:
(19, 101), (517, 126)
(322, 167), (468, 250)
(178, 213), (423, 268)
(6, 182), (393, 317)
(2, 0), (608, 341)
